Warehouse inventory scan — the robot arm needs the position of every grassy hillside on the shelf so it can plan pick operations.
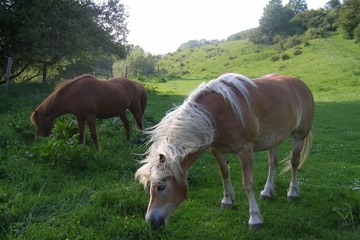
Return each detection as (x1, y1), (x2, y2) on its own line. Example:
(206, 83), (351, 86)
(158, 32), (360, 100)
(0, 32), (359, 239)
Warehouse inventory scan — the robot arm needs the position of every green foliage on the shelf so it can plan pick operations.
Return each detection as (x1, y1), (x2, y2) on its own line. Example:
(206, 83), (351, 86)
(270, 55), (280, 61)
(336, 0), (360, 39)
(293, 46), (302, 55)
(26, 118), (95, 170)
(136, 75), (146, 82)
(1, 31), (360, 239)
(281, 53), (291, 60)
(0, 0), (128, 83)
(354, 24), (360, 43)
(177, 39), (222, 51)
(258, 0), (295, 43)
(303, 28), (327, 40)
(113, 46), (158, 79)
(333, 189), (360, 230)
(226, 29), (256, 41)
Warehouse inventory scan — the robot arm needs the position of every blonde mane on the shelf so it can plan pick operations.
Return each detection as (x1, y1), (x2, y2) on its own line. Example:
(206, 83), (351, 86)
(135, 73), (257, 186)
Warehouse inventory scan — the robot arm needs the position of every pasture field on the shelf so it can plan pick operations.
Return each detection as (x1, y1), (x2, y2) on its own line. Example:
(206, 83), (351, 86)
(1, 34), (360, 239)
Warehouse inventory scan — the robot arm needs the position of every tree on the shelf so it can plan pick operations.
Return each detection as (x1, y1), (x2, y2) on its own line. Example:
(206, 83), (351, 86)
(291, 9), (327, 31)
(0, 0), (128, 84)
(113, 46), (159, 79)
(226, 29), (255, 42)
(336, 0), (360, 39)
(177, 39), (222, 51)
(286, 0), (308, 14)
(325, 0), (342, 10)
(257, 0), (295, 44)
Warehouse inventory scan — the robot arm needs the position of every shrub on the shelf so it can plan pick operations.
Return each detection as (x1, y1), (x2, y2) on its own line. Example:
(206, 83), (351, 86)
(354, 24), (360, 44)
(136, 75), (146, 82)
(303, 28), (326, 41)
(333, 189), (360, 231)
(281, 54), (290, 60)
(293, 47), (302, 56)
(270, 55), (280, 62)
(154, 76), (166, 83)
(284, 35), (302, 49)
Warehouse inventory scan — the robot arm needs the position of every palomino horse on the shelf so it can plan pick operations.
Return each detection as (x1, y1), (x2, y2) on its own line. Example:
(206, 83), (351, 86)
(135, 73), (314, 230)
(30, 74), (147, 149)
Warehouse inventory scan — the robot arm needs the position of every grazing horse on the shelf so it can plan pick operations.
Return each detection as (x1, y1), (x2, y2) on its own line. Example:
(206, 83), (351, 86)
(135, 73), (314, 230)
(30, 75), (148, 149)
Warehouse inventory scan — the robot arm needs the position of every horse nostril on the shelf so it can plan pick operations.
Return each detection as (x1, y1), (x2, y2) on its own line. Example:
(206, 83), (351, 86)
(149, 215), (165, 230)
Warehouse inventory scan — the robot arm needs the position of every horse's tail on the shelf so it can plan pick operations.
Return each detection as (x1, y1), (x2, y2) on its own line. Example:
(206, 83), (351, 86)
(280, 126), (314, 174)
(137, 82), (148, 129)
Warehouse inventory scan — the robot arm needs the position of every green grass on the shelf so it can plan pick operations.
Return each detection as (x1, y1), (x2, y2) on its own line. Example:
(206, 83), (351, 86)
(1, 33), (360, 239)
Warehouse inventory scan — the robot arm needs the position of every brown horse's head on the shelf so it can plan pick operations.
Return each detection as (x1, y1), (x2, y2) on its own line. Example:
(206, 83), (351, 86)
(138, 154), (188, 229)
(30, 110), (54, 139)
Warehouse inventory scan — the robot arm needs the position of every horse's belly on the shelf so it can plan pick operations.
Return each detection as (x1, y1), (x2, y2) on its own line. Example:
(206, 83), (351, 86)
(252, 132), (289, 152)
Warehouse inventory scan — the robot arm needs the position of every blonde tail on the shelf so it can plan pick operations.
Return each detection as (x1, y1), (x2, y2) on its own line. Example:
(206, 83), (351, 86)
(280, 127), (313, 175)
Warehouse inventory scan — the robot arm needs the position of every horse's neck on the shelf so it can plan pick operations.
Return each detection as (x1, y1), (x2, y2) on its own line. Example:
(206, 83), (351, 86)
(40, 99), (70, 121)
(180, 147), (207, 172)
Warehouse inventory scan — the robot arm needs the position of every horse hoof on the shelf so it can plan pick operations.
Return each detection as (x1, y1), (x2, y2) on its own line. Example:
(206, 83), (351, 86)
(259, 194), (271, 200)
(249, 223), (262, 231)
(220, 203), (232, 209)
(287, 195), (298, 200)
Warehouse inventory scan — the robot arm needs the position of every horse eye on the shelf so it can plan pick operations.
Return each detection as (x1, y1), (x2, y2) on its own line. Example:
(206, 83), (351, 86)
(157, 184), (166, 192)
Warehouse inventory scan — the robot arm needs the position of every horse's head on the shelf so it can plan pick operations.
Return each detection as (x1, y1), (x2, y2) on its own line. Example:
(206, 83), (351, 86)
(141, 154), (188, 229)
(30, 110), (54, 139)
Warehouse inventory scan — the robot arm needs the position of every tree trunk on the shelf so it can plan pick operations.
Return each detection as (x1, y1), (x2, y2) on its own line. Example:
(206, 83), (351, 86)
(42, 62), (48, 84)
(5, 57), (13, 88)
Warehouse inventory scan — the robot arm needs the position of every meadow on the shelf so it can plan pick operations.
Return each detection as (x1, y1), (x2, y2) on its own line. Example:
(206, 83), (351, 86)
(0, 33), (360, 239)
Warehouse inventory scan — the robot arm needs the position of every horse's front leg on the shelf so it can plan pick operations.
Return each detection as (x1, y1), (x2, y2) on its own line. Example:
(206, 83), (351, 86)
(76, 116), (86, 145)
(237, 145), (263, 230)
(119, 112), (130, 141)
(260, 147), (278, 199)
(210, 148), (235, 208)
(86, 115), (100, 149)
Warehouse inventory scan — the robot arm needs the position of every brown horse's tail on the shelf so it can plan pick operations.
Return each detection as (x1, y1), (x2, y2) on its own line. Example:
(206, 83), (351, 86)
(280, 126), (314, 174)
(137, 82), (148, 129)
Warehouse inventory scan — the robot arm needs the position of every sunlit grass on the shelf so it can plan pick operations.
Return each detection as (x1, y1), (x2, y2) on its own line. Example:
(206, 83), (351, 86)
(1, 33), (360, 239)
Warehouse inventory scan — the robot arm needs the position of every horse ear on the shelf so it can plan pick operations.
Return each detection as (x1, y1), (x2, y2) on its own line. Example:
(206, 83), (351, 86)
(159, 154), (165, 163)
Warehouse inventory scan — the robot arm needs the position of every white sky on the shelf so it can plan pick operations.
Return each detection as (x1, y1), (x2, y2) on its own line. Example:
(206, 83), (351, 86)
(122, 0), (330, 55)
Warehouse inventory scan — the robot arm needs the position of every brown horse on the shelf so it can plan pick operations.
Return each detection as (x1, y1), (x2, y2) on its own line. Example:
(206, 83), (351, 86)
(135, 73), (314, 230)
(30, 74), (148, 149)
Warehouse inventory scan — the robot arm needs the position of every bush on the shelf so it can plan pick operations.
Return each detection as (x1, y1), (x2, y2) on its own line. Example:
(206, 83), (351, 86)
(303, 28), (326, 41)
(270, 55), (280, 61)
(281, 54), (290, 60)
(136, 75), (146, 82)
(354, 24), (360, 44)
(284, 35), (302, 49)
(293, 47), (302, 56)
(333, 189), (360, 230)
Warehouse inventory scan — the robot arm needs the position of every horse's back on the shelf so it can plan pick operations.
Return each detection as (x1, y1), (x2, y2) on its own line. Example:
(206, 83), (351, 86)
(253, 75), (314, 119)
(204, 74), (314, 152)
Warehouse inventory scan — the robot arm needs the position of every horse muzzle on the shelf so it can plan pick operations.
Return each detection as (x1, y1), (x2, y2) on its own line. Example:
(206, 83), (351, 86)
(146, 210), (166, 229)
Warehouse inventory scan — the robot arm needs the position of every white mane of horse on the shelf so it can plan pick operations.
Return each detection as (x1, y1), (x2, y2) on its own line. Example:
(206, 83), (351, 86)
(135, 73), (257, 186)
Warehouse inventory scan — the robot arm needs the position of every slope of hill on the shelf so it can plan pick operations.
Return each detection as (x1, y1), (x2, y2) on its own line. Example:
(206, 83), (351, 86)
(158, 32), (360, 101)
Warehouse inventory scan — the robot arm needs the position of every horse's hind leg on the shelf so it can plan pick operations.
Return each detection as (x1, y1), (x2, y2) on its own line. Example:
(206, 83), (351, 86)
(260, 147), (278, 200)
(210, 148), (235, 208)
(86, 115), (100, 149)
(129, 108), (143, 130)
(119, 112), (130, 140)
(287, 135), (304, 200)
